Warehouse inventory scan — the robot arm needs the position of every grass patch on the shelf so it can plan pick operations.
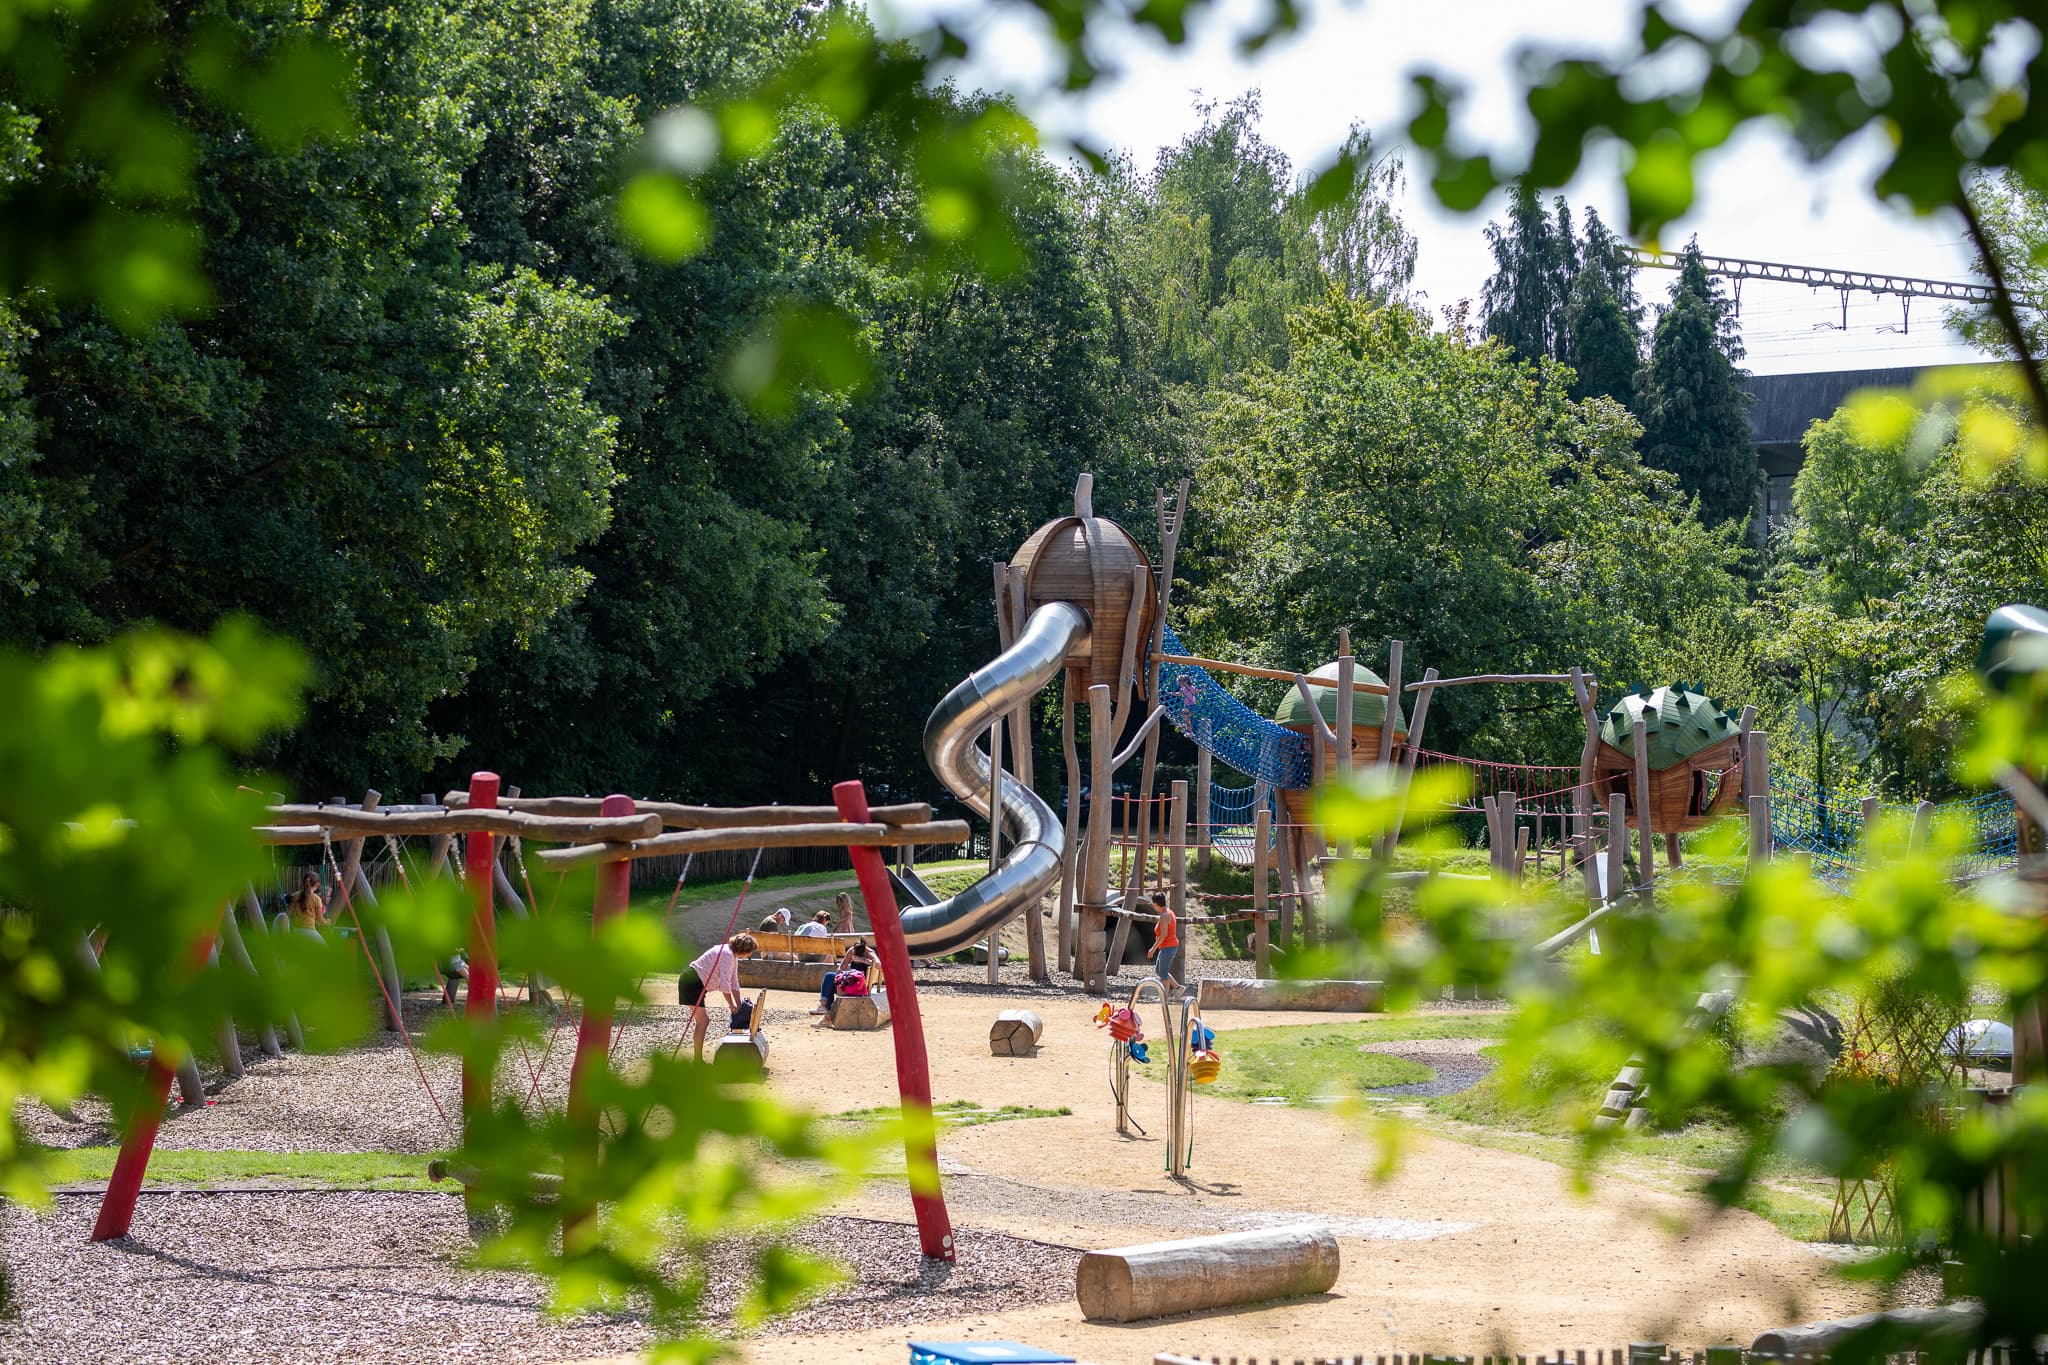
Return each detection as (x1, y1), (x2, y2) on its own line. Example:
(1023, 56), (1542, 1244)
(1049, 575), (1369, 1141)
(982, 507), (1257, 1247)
(629, 862), (983, 928)
(827, 1100), (1071, 1129)
(1138, 1016), (1512, 1106)
(39, 1147), (438, 1190)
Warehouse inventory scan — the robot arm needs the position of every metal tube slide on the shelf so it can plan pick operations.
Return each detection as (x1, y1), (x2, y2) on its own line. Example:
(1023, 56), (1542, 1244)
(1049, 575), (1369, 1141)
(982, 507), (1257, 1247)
(904, 602), (1090, 956)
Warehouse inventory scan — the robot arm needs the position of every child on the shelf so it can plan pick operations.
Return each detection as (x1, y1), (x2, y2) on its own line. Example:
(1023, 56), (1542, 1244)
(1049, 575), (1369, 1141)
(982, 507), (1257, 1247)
(679, 933), (758, 1062)
(812, 939), (875, 1016)
(1146, 890), (1181, 991)
(286, 872), (326, 935)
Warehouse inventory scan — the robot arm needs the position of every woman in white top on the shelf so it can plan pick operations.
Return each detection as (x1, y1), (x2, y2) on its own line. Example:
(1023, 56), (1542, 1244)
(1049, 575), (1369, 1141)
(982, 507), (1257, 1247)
(679, 933), (757, 1062)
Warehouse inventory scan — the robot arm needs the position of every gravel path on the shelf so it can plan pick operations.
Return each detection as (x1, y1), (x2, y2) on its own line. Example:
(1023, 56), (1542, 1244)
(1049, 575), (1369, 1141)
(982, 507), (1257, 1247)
(1358, 1037), (1497, 1100)
(0, 1194), (1079, 1364)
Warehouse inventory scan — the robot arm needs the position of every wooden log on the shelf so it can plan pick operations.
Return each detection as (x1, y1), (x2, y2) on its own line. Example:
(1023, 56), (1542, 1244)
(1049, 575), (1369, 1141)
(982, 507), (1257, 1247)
(174, 1052), (206, 1108)
(989, 1009), (1044, 1056)
(209, 946), (244, 1081)
(1197, 977), (1383, 1012)
(1076, 1225), (1340, 1323)
(1400, 672), (1583, 689)
(1252, 806), (1271, 979)
(828, 995), (888, 1031)
(535, 819), (972, 869)
(1750, 1306), (1984, 1358)
(350, 864), (405, 1032)
(1382, 664), (1438, 857)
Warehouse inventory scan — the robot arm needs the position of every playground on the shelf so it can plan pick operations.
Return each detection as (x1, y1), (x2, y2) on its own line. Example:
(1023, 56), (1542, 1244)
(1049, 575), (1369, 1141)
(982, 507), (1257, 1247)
(4, 476), (2036, 1365)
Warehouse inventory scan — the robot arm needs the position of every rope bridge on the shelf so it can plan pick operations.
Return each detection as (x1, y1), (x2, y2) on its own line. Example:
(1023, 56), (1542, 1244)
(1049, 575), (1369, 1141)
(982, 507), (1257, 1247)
(1157, 623), (1311, 789)
(1769, 770), (2020, 882)
(1404, 747), (1584, 813)
(1205, 782), (1278, 867)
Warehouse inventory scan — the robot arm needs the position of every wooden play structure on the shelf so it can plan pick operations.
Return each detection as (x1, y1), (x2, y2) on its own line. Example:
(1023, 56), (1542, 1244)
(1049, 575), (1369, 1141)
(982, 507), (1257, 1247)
(90, 777), (971, 1265)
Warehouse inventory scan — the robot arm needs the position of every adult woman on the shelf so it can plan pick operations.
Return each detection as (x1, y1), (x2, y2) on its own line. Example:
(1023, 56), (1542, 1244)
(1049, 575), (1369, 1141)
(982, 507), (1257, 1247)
(679, 933), (757, 1062)
(1146, 890), (1181, 991)
(811, 939), (875, 1016)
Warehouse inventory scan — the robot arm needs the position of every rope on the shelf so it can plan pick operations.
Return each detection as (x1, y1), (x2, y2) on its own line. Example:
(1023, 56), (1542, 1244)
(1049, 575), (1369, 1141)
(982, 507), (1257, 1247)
(319, 833), (454, 1134)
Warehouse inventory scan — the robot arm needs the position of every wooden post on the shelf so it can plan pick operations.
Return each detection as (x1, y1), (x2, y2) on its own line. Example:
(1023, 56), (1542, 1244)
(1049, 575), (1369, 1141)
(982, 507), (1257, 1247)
(1570, 668), (1601, 898)
(1194, 747), (1213, 872)
(1861, 794), (1881, 854)
(216, 905), (282, 1059)
(1738, 705), (1759, 802)
(564, 794), (634, 1240)
(1747, 729), (1772, 860)
(461, 771), (501, 1148)
(1910, 799), (1935, 851)
(242, 882), (302, 1051)
(835, 780), (956, 1262)
(1378, 638), (1404, 766)
(1169, 779), (1189, 983)
(1335, 642), (1356, 862)
(1516, 823), (1531, 879)
(1631, 718), (1656, 903)
(1058, 682), (1082, 974)
(209, 945), (244, 1081)
(1500, 792), (1520, 882)
(1082, 683), (1115, 991)
(1747, 794), (1771, 869)
(1253, 805), (1271, 979)
(1130, 480), (1188, 960)
(1382, 664), (1436, 857)
(1275, 821), (1298, 946)
(1606, 792), (1627, 906)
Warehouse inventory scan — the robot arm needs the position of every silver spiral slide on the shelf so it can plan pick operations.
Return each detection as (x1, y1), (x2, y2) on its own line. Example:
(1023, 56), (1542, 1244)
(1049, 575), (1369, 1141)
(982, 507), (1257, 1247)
(899, 601), (1090, 955)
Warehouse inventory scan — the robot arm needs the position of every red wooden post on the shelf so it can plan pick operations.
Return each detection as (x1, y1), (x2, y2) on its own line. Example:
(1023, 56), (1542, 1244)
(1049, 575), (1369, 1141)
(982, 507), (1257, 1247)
(564, 794), (633, 1236)
(461, 771), (500, 1127)
(833, 779), (955, 1262)
(92, 908), (224, 1241)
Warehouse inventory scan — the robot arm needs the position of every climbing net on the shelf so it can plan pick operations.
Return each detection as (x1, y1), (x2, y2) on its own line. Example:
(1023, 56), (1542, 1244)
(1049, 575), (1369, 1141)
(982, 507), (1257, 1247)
(1157, 624), (1311, 789)
(1204, 782), (1278, 867)
(1769, 770), (2020, 883)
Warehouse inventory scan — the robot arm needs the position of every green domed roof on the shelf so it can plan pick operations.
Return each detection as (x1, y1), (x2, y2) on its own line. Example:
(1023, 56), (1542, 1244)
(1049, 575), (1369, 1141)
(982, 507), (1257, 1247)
(1600, 682), (1742, 770)
(1271, 660), (1407, 735)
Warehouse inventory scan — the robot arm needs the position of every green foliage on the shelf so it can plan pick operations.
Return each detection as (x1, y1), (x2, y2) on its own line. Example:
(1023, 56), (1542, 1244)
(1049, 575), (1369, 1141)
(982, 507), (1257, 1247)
(1564, 211), (1646, 409)
(1636, 242), (1757, 527)
(1481, 187), (1578, 366)
(1190, 293), (1744, 766)
(0, 622), (364, 1205)
(1952, 171), (2048, 362)
(1791, 409), (1937, 615)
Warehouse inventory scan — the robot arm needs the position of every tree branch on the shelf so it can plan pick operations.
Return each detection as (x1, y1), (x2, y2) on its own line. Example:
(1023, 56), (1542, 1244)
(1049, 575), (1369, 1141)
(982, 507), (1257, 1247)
(1956, 187), (2048, 430)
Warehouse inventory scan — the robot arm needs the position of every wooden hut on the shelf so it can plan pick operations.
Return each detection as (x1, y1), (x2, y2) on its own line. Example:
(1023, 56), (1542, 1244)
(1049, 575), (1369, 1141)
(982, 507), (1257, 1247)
(1270, 660), (1407, 822)
(1011, 514), (1156, 697)
(1594, 683), (1745, 831)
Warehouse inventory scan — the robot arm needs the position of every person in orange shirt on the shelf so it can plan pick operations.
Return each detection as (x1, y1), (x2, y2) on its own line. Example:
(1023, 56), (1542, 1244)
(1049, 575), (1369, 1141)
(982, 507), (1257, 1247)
(1145, 890), (1181, 991)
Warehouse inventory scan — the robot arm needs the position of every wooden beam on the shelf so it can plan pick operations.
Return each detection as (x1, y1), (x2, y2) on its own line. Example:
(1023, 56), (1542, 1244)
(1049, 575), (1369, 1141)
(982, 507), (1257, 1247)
(439, 794), (933, 829)
(1402, 672), (1583, 690)
(266, 805), (663, 842)
(1290, 674), (1342, 749)
(1151, 653), (1389, 694)
(534, 820), (972, 869)
(1378, 638), (1403, 766)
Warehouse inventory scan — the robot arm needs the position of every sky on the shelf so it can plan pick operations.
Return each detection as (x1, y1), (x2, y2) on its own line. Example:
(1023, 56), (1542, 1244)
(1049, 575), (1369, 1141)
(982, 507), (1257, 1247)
(875, 0), (1996, 375)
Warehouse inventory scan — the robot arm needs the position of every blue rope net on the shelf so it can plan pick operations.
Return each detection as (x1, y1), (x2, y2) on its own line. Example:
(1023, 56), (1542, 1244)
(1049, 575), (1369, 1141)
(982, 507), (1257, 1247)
(1157, 623), (1311, 789)
(1205, 781), (1280, 866)
(1769, 769), (2020, 882)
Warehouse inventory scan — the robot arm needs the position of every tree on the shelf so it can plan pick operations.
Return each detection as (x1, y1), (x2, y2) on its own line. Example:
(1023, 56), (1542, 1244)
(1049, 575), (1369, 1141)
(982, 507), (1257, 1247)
(1636, 241), (1757, 527)
(1788, 408), (1933, 615)
(1480, 186), (1578, 365)
(1562, 209), (1644, 408)
(1302, 125), (1418, 305)
(1192, 292), (1744, 766)
(1950, 170), (2048, 362)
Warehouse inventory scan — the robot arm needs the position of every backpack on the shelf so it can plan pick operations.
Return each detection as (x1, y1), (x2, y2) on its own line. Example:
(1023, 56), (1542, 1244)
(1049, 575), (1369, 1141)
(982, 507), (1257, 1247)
(835, 969), (870, 997)
(728, 997), (756, 1033)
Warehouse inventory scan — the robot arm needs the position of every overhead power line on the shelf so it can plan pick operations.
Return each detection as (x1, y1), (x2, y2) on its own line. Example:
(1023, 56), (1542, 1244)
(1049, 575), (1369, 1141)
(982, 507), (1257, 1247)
(1625, 247), (2002, 306)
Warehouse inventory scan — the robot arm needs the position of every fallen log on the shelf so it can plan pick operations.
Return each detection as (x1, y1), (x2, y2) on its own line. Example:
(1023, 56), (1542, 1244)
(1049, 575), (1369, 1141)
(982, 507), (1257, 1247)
(1076, 1225), (1339, 1323)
